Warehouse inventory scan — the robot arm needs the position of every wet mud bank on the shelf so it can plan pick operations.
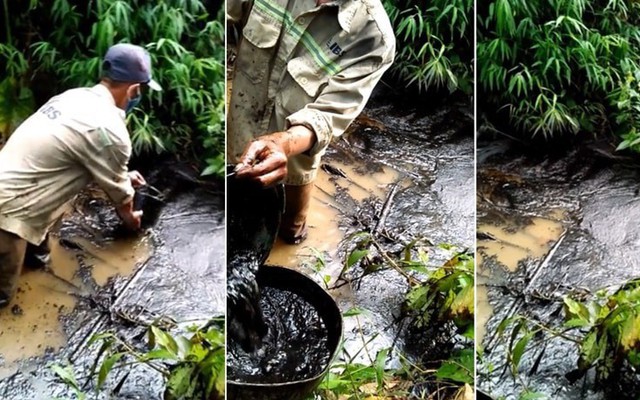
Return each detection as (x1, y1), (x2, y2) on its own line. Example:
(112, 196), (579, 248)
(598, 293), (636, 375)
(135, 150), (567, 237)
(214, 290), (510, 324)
(266, 87), (474, 386)
(0, 162), (224, 399)
(477, 137), (640, 399)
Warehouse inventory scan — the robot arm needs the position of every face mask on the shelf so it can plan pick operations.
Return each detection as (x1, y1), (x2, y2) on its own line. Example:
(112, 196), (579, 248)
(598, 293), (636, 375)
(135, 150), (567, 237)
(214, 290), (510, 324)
(125, 90), (142, 113)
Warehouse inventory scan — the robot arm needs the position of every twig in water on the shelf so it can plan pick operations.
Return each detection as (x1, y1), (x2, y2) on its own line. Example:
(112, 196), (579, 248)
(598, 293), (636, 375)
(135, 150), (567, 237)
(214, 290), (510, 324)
(45, 269), (83, 292)
(373, 182), (400, 236)
(371, 239), (421, 287)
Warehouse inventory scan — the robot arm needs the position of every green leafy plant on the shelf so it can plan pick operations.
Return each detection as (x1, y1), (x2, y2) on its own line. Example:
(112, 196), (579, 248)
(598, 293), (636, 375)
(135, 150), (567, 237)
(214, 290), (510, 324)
(563, 280), (640, 382)
(51, 319), (225, 399)
(300, 247), (333, 288)
(478, 0), (640, 144)
(339, 233), (474, 338)
(50, 363), (88, 400)
(0, 76), (34, 139)
(314, 350), (474, 399)
(518, 391), (549, 400)
(383, 0), (473, 95)
(492, 279), (640, 393)
(404, 249), (475, 339)
(313, 348), (401, 399)
(611, 69), (640, 152)
(336, 234), (476, 397)
(312, 324), (472, 399)
(0, 0), (225, 176)
(435, 348), (474, 385)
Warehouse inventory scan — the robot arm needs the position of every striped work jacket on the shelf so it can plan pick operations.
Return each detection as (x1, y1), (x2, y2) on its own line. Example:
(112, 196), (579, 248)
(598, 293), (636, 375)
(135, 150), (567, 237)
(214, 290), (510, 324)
(227, 0), (395, 185)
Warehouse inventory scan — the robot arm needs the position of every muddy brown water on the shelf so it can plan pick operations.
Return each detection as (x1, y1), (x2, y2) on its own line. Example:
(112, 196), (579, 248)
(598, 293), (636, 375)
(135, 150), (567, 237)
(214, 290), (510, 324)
(266, 160), (399, 279)
(0, 235), (150, 380)
(478, 138), (640, 399)
(0, 163), (224, 399)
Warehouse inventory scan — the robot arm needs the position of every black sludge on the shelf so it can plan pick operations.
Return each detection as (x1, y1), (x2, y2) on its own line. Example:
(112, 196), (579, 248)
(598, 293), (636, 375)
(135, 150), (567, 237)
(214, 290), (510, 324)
(227, 171), (283, 351)
(131, 162), (209, 229)
(227, 286), (331, 383)
(227, 252), (267, 351)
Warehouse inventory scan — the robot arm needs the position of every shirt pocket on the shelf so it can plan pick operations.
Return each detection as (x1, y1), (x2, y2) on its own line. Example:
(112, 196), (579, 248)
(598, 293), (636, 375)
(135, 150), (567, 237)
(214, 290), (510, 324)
(280, 57), (329, 113)
(236, 6), (283, 84)
(287, 57), (327, 97)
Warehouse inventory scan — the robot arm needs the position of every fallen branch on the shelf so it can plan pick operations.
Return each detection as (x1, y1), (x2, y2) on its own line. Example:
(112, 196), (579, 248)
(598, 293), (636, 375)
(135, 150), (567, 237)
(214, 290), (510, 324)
(371, 238), (420, 287)
(373, 182), (400, 236)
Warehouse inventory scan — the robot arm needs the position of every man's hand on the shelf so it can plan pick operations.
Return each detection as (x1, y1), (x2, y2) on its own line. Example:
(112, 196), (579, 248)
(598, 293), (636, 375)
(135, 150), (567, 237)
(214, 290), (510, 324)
(235, 126), (317, 186)
(235, 137), (288, 186)
(128, 170), (146, 188)
(116, 200), (143, 231)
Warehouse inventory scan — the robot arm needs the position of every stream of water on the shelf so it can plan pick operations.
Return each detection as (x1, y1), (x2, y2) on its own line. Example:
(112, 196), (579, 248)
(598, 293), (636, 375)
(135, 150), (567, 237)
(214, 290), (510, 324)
(478, 138), (640, 399)
(0, 163), (225, 399)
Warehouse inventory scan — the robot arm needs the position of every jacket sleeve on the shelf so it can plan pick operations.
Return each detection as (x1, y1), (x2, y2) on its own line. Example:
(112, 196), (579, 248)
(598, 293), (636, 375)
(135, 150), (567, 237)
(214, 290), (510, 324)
(285, 25), (396, 157)
(77, 127), (135, 205)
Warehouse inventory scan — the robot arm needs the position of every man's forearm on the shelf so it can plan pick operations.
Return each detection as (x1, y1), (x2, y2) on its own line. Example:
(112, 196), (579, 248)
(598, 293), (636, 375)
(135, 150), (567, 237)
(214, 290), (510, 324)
(116, 198), (134, 214)
(115, 198), (142, 230)
(269, 125), (317, 157)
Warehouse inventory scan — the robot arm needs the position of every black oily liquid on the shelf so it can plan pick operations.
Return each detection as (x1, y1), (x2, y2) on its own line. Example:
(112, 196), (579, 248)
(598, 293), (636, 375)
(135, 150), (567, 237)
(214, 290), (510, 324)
(228, 286), (331, 383)
(227, 252), (266, 351)
(227, 178), (279, 351)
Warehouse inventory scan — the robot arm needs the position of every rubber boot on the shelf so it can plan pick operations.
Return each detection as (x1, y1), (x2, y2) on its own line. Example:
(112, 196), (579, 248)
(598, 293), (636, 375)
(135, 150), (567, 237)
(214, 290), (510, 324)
(0, 230), (27, 309)
(279, 183), (313, 245)
(24, 236), (50, 270)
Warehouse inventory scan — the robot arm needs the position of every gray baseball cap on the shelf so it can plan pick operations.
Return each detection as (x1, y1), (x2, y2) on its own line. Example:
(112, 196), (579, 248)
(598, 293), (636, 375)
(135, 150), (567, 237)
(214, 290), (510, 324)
(102, 43), (162, 91)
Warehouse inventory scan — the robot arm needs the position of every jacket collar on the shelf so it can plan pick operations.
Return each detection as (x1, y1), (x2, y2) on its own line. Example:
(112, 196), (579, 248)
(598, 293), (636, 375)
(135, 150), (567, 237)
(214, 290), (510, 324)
(337, 0), (361, 33)
(91, 84), (126, 118)
(317, 0), (360, 33)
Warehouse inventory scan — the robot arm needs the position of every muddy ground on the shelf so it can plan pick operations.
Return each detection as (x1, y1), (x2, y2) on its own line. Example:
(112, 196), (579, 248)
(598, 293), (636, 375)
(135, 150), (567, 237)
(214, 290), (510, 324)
(0, 84), (475, 399)
(477, 136), (640, 399)
(0, 163), (224, 399)
(265, 87), (474, 395)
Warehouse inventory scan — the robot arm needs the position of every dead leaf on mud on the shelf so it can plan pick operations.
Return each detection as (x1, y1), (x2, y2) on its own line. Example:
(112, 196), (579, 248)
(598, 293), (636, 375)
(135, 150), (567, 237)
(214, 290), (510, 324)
(620, 314), (640, 352)
(454, 384), (474, 400)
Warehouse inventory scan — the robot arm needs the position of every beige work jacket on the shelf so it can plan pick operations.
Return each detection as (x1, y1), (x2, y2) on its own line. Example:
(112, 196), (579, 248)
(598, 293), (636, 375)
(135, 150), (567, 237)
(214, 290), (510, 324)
(0, 84), (135, 245)
(228, 0), (395, 185)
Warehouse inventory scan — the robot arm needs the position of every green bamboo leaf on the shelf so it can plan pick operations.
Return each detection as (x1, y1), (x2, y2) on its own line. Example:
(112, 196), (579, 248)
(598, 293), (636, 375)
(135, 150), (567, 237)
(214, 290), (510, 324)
(511, 332), (534, 371)
(374, 348), (389, 389)
(347, 249), (368, 268)
(519, 392), (549, 400)
(97, 352), (124, 389)
(343, 307), (368, 317)
(51, 364), (81, 390)
(142, 348), (180, 361)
